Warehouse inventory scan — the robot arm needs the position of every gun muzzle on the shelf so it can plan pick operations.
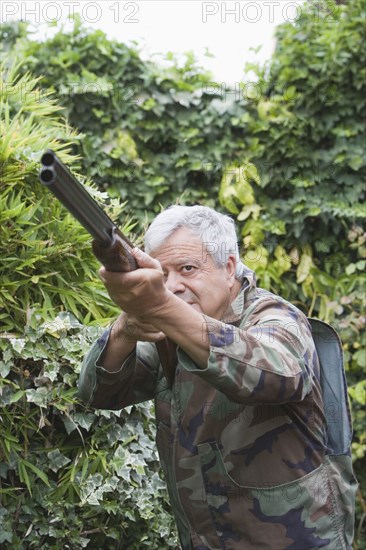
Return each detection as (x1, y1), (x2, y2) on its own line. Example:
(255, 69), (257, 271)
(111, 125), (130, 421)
(39, 150), (117, 245)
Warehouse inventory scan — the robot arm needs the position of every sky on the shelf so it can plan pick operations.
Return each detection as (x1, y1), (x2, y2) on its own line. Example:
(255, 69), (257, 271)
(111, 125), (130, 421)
(1, 1), (306, 83)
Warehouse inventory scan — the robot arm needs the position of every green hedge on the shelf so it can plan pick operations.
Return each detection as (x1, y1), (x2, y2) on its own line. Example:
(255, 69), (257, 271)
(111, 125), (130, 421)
(0, 315), (178, 548)
(3, 15), (247, 223)
(0, 61), (178, 548)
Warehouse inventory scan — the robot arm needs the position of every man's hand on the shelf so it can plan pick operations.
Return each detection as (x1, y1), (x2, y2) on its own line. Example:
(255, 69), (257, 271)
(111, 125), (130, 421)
(99, 241), (218, 370)
(99, 310), (166, 373)
(98, 248), (171, 318)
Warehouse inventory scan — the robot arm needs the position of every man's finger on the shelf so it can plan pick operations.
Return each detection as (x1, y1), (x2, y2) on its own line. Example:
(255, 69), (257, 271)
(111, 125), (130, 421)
(98, 266), (131, 284)
(132, 248), (163, 272)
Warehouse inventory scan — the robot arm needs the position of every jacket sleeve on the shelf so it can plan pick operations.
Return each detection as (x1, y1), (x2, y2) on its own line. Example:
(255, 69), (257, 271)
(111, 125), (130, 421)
(179, 297), (319, 405)
(78, 328), (160, 410)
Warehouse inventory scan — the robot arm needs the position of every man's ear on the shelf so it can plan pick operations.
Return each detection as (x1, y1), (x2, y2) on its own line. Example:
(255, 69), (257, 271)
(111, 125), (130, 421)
(226, 255), (237, 286)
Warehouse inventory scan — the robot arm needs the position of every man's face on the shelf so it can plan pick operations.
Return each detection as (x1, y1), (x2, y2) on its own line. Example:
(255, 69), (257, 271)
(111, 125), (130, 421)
(151, 227), (237, 320)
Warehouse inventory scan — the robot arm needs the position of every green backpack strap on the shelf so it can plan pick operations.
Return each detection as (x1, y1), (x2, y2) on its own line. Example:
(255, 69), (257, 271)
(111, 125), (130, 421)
(308, 318), (353, 455)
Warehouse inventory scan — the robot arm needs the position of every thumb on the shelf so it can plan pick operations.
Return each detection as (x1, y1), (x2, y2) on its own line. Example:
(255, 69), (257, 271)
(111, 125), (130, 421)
(132, 248), (163, 272)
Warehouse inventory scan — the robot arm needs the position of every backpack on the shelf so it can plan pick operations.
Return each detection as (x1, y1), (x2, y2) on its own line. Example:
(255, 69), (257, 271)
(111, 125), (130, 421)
(308, 318), (353, 455)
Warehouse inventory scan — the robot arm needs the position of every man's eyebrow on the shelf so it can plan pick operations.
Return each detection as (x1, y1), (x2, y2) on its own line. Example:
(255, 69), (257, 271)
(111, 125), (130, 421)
(177, 257), (201, 265)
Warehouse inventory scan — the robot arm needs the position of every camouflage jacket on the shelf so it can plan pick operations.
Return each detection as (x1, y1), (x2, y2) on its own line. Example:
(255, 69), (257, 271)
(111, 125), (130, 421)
(79, 267), (357, 550)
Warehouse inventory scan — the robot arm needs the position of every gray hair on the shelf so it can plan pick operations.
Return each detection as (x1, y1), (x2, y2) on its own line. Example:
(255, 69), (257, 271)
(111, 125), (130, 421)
(144, 205), (244, 279)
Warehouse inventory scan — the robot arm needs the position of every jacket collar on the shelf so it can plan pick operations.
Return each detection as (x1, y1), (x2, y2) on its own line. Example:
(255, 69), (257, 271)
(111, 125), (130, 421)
(221, 264), (256, 324)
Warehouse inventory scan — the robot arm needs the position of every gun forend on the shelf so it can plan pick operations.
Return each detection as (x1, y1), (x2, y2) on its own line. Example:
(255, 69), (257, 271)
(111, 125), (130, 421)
(39, 150), (137, 272)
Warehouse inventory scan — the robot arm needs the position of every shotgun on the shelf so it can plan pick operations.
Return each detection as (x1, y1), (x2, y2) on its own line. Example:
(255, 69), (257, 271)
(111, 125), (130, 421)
(39, 150), (176, 387)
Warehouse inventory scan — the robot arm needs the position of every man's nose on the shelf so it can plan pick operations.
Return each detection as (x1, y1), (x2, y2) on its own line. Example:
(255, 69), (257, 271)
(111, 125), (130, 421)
(165, 272), (185, 294)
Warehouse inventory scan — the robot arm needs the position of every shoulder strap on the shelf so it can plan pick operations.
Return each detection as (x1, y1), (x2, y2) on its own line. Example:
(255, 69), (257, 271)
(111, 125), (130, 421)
(308, 318), (353, 455)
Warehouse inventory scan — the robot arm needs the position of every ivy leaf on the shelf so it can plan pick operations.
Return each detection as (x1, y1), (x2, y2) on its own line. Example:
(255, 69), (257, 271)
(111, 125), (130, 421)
(47, 450), (71, 473)
(0, 361), (11, 377)
(26, 387), (51, 408)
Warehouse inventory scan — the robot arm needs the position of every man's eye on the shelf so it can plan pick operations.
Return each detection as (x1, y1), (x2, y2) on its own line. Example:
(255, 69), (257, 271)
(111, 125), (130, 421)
(182, 265), (195, 272)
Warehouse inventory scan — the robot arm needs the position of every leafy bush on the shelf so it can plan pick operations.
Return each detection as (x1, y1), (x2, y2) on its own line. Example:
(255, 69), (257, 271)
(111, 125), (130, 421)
(0, 59), (135, 332)
(0, 62), (179, 548)
(2, 16), (248, 222)
(0, 315), (178, 549)
(227, 0), (365, 249)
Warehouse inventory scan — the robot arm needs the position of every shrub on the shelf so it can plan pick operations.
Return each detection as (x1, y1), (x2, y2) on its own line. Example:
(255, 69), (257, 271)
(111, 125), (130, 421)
(0, 61), (179, 548)
(1, 17), (248, 222)
(0, 316), (178, 549)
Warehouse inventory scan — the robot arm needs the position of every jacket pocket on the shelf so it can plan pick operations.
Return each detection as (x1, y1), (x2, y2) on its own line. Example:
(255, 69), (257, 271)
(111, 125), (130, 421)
(197, 441), (346, 550)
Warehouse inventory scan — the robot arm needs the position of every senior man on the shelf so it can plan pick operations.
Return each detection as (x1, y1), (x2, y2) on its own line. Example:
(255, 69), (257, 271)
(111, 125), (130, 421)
(79, 205), (356, 550)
